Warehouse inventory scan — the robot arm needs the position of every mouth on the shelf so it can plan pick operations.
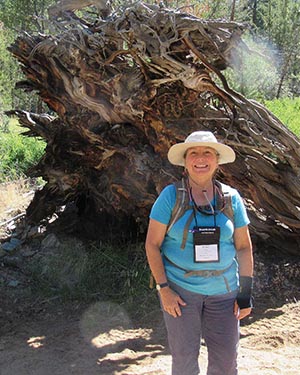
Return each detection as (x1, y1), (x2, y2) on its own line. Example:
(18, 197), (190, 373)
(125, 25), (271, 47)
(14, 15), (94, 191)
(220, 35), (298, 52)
(194, 164), (208, 170)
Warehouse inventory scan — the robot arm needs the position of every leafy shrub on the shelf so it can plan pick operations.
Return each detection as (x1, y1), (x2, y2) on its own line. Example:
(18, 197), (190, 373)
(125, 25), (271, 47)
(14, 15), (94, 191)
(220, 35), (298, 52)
(224, 34), (280, 101)
(0, 119), (45, 181)
(264, 97), (300, 137)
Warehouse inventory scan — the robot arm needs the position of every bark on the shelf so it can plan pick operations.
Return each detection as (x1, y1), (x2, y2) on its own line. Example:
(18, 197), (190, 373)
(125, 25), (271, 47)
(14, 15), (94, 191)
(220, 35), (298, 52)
(48, 0), (111, 18)
(230, 0), (236, 21)
(6, 1), (300, 255)
(276, 49), (294, 99)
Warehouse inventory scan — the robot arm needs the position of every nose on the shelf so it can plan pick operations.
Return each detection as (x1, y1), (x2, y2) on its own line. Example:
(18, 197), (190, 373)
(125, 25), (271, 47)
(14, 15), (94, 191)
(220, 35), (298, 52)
(196, 153), (206, 160)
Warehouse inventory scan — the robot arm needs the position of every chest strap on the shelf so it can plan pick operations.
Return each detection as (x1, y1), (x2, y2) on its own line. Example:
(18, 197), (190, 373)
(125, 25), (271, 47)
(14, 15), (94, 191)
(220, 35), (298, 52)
(163, 255), (232, 278)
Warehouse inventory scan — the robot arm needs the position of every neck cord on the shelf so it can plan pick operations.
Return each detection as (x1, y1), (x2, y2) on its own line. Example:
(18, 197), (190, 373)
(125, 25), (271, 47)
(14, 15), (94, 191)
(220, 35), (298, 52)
(189, 181), (217, 227)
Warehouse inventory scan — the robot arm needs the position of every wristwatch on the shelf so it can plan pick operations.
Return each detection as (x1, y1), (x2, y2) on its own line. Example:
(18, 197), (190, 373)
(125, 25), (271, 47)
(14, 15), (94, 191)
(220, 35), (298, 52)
(156, 282), (169, 291)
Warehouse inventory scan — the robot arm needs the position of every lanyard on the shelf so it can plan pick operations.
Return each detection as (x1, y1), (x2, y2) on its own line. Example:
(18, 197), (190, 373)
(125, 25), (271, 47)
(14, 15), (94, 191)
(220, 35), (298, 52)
(190, 184), (217, 227)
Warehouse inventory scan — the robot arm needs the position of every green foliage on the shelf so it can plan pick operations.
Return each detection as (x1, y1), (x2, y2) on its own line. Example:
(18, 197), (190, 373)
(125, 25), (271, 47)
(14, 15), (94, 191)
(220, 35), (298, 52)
(0, 26), (41, 117)
(251, 0), (300, 97)
(256, 0), (299, 47)
(0, 27), (17, 111)
(0, 119), (45, 181)
(0, 1), (56, 119)
(224, 34), (279, 100)
(0, 0), (55, 32)
(28, 239), (156, 318)
(263, 97), (300, 137)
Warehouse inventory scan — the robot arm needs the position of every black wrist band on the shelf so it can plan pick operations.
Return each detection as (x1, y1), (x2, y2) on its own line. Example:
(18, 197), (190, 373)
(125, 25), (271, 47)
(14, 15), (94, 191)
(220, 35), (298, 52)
(237, 276), (253, 309)
(239, 276), (253, 292)
(236, 295), (253, 309)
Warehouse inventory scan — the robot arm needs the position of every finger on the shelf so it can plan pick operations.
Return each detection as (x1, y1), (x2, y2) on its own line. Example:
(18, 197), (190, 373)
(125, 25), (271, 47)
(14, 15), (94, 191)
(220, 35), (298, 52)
(174, 306), (182, 317)
(164, 305), (181, 318)
(169, 309), (178, 318)
(177, 297), (187, 306)
(233, 301), (239, 318)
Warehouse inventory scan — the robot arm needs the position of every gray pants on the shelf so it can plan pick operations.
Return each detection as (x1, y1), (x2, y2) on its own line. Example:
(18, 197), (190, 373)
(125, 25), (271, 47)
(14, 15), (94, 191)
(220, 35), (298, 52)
(162, 282), (239, 375)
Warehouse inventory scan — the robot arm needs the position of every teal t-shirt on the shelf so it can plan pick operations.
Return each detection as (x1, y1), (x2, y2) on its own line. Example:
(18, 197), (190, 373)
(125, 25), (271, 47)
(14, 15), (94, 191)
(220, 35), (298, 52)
(149, 183), (250, 295)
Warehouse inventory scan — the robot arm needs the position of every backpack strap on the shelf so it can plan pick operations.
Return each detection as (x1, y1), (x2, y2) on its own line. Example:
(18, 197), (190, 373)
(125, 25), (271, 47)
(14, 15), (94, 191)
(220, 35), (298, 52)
(167, 178), (190, 234)
(223, 194), (234, 223)
(167, 179), (234, 251)
(166, 178), (193, 250)
(180, 211), (194, 249)
(215, 180), (234, 224)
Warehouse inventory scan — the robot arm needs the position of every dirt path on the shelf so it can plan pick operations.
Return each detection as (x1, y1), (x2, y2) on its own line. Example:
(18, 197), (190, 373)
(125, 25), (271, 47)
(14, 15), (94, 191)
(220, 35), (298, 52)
(1, 182), (300, 375)
(1, 295), (299, 375)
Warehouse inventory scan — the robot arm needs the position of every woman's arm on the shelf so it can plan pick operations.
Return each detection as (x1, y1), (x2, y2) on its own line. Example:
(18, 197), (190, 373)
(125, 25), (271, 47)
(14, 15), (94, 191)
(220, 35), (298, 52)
(145, 218), (186, 317)
(234, 225), (253, 276)
(233, 225), (253, 320)
(145, 218), (168, 284)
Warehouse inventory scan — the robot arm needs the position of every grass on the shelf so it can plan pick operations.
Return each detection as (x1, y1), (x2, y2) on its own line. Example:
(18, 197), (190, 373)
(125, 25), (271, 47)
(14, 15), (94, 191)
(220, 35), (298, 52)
(0, 179), (35, 223)
(0, 118), (45, 182)
(27, 237), (157, 320)
(264, 97), (300, 137)
(0, 179), (158, 321)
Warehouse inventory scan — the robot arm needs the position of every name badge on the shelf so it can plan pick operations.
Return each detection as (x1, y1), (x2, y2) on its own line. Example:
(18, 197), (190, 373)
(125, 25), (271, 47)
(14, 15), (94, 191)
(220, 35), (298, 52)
(192, 226), (220, 263)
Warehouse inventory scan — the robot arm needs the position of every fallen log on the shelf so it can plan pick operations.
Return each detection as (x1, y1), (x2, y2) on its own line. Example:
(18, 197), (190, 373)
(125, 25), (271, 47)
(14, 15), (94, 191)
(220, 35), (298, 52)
(6, 1), (300, 255)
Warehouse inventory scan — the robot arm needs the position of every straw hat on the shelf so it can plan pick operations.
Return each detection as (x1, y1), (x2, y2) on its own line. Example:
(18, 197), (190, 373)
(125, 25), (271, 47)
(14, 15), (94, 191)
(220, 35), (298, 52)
(167, 131), (236, 166)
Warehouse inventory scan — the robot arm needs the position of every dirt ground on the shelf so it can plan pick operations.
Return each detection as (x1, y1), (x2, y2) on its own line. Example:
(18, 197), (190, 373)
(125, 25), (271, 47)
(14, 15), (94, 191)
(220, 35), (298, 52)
(1, 263), (300, 375)
(1, 182), (300, 375)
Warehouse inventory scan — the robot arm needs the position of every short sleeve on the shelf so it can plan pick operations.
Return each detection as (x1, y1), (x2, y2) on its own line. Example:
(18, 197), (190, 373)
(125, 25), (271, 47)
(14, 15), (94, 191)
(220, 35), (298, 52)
(232, 189), (250, 228)
(149, 184), (176, 225)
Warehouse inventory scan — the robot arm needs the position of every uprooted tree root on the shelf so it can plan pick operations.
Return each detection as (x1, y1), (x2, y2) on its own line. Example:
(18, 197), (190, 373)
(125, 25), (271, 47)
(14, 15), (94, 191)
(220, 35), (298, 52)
(6, 1), (300, 255)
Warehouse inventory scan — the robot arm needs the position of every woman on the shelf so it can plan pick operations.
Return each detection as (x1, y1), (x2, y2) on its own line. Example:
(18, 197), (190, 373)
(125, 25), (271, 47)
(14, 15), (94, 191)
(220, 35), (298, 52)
(145, 131), (253, 375)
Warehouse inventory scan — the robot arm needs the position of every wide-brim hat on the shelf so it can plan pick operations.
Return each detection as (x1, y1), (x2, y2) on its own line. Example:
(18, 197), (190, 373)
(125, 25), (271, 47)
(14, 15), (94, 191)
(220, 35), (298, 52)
(167, 131), (236, 166)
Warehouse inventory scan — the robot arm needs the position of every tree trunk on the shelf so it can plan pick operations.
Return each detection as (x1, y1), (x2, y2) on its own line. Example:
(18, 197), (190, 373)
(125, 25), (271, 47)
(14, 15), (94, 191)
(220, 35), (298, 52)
(6, 1), (300, 255)
(230, 0), (236, 21)
(276, 47), (295, 99)
(251, 0), (258, 26)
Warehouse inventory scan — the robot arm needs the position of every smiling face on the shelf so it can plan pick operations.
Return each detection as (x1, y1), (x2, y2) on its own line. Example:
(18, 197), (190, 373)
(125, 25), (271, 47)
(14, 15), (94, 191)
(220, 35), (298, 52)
(184, 146), (219, 182)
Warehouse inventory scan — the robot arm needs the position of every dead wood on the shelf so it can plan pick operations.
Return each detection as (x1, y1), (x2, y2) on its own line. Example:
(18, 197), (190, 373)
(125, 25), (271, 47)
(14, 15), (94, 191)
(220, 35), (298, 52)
(48, 0), (111, 18)
(6, 2), (300, 255)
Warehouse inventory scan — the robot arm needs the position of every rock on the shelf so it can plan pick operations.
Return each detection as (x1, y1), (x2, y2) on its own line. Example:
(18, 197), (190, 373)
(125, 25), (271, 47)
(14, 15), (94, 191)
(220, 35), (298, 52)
(7, 279), (19, 287)
(19, 244), (37, 258)
(2, 256), (23, 268)
(41, 233), (61, 251)
(26, 225), (46, 238)
(1, 238), (22, 253)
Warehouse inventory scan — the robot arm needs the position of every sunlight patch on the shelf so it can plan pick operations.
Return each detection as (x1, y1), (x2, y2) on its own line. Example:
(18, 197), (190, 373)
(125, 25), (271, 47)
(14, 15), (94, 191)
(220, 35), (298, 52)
(80, 301), (151, 348)
(91, 327), (152, 348)
(27, 336), (45, 348)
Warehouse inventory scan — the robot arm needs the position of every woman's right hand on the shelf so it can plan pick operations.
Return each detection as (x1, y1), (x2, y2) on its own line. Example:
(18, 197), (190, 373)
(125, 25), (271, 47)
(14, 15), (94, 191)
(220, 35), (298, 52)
(159, 287), (186, 317)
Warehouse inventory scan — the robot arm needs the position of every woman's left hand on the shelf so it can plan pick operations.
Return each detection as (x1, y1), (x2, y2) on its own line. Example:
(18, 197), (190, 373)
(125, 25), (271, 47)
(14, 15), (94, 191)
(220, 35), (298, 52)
(234, 301), (252, 320)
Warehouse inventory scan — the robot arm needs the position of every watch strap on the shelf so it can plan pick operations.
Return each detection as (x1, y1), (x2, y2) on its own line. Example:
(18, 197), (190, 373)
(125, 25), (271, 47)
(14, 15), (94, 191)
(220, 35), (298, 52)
(156, 282), (169, 290)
